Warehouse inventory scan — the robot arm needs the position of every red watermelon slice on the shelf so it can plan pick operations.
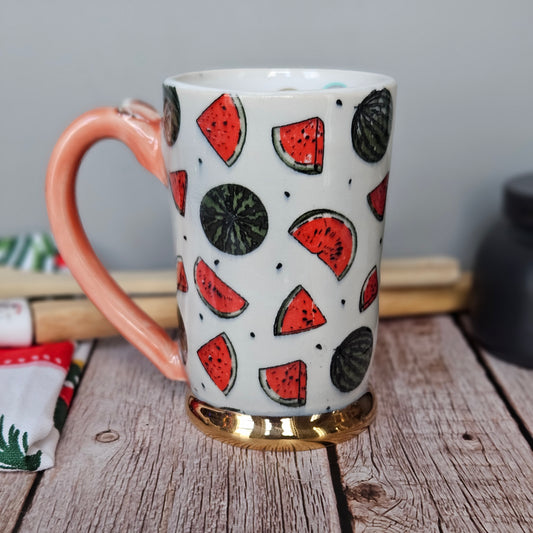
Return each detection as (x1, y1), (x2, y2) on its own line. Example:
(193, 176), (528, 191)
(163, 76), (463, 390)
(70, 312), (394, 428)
(367, 173), (389, 221)
(259, 360), (307, 407)
(274, 285), (326, 336)
(359, 266), (378, 312)
(169, 170), (187, 216)
(272, 117), (324, 174)
(194, 257), (248, 318)
(197, 333), (236, 395)
(196, 94), (246, 166)
(176, 255), (188, 293)
(289, 209), (356, 281)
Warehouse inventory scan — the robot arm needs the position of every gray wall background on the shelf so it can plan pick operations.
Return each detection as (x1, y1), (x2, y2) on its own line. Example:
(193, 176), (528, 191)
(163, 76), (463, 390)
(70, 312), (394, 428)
(1, 1), (532, 270)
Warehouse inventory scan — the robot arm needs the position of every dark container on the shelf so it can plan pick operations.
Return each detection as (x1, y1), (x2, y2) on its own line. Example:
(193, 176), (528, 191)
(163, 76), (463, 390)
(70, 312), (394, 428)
(470, 173), (533, 368)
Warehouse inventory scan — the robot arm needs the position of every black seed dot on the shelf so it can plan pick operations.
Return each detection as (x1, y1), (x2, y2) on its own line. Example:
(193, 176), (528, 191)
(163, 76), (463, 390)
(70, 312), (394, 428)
(326, 405), (331, 410)
(336, 99), (342, 106)
(199, 313), (203, 320)
(348, 178), (352, 185)
(214, 259), (220, 266)
(276, 263), (282, 270)
(341, 299), (346, 305)
(284, 191), (290, 198)
(380, 237), (383, 244)
(250, 332), (255, 338)
(198, 158), (203, 164)
(183, 235), (187, 241)
(201, 382), (206, 389)
(316, 344), (322, 350)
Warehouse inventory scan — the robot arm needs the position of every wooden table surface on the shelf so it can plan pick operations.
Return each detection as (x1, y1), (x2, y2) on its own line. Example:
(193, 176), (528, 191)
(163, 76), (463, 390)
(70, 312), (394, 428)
(2, 315), (533, 532)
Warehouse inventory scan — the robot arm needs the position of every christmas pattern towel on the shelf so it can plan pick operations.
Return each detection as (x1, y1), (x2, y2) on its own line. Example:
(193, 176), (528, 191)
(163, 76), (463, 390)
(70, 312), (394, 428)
(0, 341), (90, 471)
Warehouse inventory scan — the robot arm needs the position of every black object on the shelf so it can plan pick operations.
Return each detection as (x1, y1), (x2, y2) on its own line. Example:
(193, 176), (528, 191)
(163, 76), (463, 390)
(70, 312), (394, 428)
(470, 173), (533, 367)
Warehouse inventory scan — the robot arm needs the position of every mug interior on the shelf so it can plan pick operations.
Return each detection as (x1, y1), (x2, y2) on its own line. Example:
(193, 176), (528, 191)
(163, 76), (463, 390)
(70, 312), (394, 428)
(166, 68), (395, 94)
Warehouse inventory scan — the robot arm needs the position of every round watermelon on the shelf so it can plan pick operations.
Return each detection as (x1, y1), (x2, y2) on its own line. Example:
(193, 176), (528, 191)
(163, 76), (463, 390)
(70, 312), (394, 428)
(274, 285), (326, 336)
(359, 266), (378, 312)
(194, 257), (248, 318)
(197, 333), (236, 395)
(259, 360), (307, 407)
(367, 173), (389, 221)
(200, 183), (268, 256)
(289, 209), (356, 280)
(163, 85), (180, 147)
(169, 170), (187, 216)
(330, 327), (373, 392)
(272, 117), (324, 174)
(196, 94), (246, 166)
(351, 88), (393, 163)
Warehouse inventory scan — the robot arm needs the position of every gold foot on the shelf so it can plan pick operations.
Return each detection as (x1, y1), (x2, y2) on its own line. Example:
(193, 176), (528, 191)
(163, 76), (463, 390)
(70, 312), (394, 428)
(186, 391), (376, 451)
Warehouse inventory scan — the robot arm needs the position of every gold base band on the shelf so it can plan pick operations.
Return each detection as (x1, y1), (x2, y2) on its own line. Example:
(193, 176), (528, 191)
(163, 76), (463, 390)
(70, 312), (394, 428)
(186, 391), (376, 451)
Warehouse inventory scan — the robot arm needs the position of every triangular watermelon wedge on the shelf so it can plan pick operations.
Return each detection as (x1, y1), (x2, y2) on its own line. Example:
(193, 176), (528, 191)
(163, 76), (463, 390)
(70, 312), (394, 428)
(272, 117), (324, 174)
(289, 209), (356, 281)
(259, 360), (306, 407)
(197, 333), (236, 395)
(196, 94), (246, 166)
(359, 265), (378, 312)
(367, 173), (389, 221)
(274, 285), (326, 336)
(176, 255), (188, 293)
(169, 170), (187, 216)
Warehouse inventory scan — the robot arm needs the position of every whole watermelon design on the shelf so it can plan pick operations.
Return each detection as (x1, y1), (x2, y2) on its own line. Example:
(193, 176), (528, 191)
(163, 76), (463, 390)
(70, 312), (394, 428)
(196, 94), (246, 166)
(259, 360), (307, 407)
(274, 285), (326, 336)
(169, 170), (187, 216)
(176, 255), (188, 293)
(359, 266), (378, 312)
(367, 173), (389, 221)
(200, 183), (268, 256)
(194, 257), (248, 318)
(272, 117), (324, 174)
(351, 88), (393, 163)
(289, 209), (356, 280)
(197, 333), (236, 395)
(330, 327), (373, 392)
(163, 85), (180, 146)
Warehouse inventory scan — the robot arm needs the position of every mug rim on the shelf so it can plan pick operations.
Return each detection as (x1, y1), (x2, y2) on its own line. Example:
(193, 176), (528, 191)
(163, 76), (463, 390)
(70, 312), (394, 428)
(164, 68), (396, 95)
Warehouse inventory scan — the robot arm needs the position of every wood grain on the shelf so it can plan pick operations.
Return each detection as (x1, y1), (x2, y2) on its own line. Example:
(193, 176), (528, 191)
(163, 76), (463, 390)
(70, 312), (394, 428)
(336, 316), (533, 532)
(0, 473), (36, 532)
(18, 336), (341, 533)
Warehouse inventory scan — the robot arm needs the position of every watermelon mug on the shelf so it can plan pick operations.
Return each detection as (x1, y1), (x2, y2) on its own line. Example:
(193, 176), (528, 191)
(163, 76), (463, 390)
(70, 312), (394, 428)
(46, 69), (396, 450)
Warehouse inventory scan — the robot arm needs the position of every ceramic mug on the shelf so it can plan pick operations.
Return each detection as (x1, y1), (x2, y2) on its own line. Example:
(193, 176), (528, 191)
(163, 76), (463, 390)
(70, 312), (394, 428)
(46, 69), (396, 450)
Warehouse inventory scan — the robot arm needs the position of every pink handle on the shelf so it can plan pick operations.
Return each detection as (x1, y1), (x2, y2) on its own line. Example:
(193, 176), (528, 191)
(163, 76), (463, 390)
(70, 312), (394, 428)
(46, 100), (186, 381)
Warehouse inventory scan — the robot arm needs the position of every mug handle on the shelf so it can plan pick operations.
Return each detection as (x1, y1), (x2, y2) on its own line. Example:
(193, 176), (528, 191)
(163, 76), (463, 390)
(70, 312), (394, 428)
(45, 99), (186, 381)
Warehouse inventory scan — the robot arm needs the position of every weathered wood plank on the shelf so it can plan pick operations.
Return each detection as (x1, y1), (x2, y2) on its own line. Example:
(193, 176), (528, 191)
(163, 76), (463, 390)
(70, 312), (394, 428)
(18, 336), (341, 533)
(0, 472), (36, 532)
(336, 316), (533, 532)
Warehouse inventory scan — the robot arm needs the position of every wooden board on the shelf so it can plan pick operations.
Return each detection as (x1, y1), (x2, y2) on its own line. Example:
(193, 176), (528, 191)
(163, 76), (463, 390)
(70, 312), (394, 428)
(17, 336), (341, 533)
(0, 472), (37, 532)
(336, 316), (533, 532)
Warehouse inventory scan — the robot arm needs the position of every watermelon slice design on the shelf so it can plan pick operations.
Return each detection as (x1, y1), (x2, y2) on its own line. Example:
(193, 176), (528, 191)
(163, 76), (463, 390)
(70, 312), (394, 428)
(367, 173), (389, 221)
(359, 266), (378, 312)
(259, 360), (307, 407)
(272, 117), (324, 174)
(169, 170), (187, 216)
(163, 85), (180, 147)
(274, 285), (326, 336)
(196, 94), (246, 166)
(176, 255), (188, 293)
(289, 209), (357, 281)
(194, 257), (248, 318)
(197, 333), (237, 395)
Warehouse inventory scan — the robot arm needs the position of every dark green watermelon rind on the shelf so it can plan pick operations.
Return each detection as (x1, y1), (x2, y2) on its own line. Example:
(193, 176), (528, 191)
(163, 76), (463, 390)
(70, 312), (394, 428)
(258, 361), (306, 407)
(193, 257), (249, 318)
(359, 266), (378, 312)
(330, 327), (373, 393)
(271, 121), (323, 175)
(163, 85), (181, 147)
(288, 209), (357, 281)
(199, 184), (269, 256)
(225, 96), (247, 167)
(197, 332), (237, 396)
(351, 88), (393, 164)
(273, 284), (327, 336)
